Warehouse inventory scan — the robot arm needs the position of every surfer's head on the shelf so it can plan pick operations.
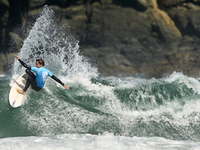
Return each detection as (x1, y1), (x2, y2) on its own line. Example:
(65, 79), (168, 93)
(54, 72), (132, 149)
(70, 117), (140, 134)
(36, 59), (45, 68)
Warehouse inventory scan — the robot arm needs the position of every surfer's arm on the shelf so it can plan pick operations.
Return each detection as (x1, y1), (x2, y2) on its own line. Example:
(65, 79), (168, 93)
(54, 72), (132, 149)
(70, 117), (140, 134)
(15, 55), (31, 69)
(18, 59), (31, 69)
(51, 75), (70, 90)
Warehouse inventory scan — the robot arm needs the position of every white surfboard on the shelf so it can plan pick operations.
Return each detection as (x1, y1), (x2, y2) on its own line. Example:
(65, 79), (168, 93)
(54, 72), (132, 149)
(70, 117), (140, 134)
(9, 74), (28, 108)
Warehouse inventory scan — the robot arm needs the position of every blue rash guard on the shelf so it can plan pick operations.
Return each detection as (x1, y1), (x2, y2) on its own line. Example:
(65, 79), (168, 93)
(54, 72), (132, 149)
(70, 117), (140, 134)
(31, 66), (53, 88)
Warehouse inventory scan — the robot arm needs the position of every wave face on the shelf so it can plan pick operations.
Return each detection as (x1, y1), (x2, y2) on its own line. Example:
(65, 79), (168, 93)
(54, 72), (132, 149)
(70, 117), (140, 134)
(2, 71), (200, 141)
(1, 7), (200, 144)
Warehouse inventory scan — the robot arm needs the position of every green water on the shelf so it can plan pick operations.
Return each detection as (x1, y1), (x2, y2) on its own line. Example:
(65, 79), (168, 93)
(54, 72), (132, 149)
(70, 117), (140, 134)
(1, 73), (200, 141)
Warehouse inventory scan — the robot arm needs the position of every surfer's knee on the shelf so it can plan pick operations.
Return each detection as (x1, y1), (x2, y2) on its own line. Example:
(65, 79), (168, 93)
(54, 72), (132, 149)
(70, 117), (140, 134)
(25, 69), (31, 74)
(25, 69), (36, 79)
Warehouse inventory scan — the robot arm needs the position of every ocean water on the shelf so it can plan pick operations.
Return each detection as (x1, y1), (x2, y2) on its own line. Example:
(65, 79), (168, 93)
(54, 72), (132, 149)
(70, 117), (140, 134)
(1, 6), (200, 150)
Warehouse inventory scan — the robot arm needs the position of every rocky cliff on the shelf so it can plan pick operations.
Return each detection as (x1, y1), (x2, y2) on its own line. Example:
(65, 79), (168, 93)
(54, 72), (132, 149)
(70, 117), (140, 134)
(1, 0), (200, 78)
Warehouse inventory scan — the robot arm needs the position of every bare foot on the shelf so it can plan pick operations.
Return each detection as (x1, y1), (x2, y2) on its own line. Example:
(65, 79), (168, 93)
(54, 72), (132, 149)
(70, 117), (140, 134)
(17, 89), (25, 94)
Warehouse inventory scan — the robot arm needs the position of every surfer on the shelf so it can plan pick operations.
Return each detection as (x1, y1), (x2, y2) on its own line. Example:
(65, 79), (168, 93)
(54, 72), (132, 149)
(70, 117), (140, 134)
(15, 55), (70, 94)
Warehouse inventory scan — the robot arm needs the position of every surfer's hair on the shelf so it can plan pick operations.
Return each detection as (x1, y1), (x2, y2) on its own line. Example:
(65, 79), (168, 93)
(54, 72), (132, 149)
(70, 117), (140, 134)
(36, 59), (45, 66)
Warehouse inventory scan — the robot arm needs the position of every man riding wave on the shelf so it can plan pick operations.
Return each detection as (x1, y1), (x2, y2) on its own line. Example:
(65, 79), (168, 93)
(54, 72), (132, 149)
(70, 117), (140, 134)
(15, 55), (69, 94)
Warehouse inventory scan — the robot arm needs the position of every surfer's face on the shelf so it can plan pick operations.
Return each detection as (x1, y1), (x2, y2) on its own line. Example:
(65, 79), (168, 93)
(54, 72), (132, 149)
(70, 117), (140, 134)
(35, 61), (42, 68)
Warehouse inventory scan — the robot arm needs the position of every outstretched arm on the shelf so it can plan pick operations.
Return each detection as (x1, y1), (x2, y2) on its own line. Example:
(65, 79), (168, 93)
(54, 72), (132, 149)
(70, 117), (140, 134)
(15, 55), (31, 70)
(51, 75), (70, 90)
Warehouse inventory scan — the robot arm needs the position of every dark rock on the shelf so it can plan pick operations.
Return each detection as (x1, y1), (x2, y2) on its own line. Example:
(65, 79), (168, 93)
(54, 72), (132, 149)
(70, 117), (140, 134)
(29, 0), (46, 9)
(2, 0), (200, 78)
(0, 0), (9, 53)
(113, 0), (149, 11)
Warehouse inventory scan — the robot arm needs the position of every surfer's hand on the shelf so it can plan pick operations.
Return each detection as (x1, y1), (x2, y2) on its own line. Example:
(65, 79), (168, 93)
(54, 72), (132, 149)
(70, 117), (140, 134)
(15, 55), (20, 60)
(64, 85), (70, 90)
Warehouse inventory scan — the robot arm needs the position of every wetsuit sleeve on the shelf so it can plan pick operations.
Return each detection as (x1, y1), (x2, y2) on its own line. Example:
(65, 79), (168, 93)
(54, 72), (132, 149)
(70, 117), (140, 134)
(18, 59), (31, 70)
(51, 75), (64, 86)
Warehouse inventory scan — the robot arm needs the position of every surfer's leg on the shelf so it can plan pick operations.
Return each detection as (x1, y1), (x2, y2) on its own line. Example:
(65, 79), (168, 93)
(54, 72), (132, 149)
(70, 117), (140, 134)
(25, 69), (36, 80)
(23, 77), (32, 92)
(17, 69), (39, 94)
(22, 77), (42, 92)
(17, 77), (31, 94)
(20, 69), (35, 92)
(25, 69), (42, 92)
(18, 69), (41, 93)
(31, 83), (42, 92)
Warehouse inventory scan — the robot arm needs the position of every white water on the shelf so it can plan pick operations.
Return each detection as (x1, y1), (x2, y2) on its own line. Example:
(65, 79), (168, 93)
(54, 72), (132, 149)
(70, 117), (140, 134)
(1, 132), (200, 150)
(13, 6), (98, 81)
